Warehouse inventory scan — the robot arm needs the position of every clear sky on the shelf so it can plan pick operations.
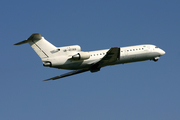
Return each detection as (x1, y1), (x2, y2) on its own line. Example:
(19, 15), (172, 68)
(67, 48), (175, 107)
(1, 0), (180, 120)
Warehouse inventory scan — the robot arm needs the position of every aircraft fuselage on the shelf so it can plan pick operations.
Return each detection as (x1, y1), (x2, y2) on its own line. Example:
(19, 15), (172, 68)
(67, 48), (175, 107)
(15, 33), (165, 80)
(46, 44), (165, 70)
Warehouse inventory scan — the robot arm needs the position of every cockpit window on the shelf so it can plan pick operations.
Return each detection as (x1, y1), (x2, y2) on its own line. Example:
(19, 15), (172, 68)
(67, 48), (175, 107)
(155, 46), (159, 48)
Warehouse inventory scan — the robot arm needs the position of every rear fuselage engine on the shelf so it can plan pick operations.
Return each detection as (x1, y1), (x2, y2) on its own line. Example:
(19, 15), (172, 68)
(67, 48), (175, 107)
(72, 52), (90, 60)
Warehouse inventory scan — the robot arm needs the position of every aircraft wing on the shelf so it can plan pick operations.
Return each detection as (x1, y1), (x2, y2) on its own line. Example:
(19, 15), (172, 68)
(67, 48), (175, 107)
(44, 69), (90, 81)
(91, 47), (120, 69)
(44, 47), (120, 81)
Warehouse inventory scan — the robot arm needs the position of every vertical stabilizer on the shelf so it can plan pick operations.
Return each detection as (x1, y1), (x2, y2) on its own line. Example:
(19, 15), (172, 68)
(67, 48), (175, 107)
(14, 33), (57, 59)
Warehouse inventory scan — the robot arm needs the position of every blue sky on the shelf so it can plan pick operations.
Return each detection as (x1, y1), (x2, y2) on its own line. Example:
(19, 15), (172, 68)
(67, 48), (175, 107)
(1, 0), (180, 120)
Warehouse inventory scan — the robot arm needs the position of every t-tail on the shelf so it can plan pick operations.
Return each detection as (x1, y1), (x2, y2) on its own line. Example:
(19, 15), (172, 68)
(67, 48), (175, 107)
(14, 33), (58, 59)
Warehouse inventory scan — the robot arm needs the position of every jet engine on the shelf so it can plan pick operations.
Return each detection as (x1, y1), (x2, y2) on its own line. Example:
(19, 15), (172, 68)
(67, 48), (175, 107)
(72, 52), (90, 60)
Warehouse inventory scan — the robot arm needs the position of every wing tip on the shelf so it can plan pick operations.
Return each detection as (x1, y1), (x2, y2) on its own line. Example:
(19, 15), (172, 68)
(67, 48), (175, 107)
(43, 78), (53, 81)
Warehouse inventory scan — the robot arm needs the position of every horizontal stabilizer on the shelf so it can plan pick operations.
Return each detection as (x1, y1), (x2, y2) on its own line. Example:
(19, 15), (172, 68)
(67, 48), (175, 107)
(14, 33), (57, 59)
(14, 39), (29, 45)
(14, 33), (42, 45)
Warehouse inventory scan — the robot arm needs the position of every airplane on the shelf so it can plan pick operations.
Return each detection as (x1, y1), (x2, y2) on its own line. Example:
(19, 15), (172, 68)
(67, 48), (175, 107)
(14, 33), (165, 81)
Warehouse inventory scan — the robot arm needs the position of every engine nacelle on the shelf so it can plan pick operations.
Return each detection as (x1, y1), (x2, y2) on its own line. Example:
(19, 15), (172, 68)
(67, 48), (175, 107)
(72, 52), (90, 60)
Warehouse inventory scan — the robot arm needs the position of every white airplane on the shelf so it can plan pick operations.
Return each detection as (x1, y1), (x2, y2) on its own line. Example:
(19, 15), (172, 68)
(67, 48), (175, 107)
(15, 33), (165, 81)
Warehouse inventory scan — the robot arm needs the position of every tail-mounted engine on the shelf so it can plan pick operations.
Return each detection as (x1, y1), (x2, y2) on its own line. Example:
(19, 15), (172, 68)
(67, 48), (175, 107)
(72, 52), (90, 60)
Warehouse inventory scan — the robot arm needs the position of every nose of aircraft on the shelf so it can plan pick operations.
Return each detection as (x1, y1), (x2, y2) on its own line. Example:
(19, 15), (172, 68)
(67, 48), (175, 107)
(160, 49), (166, 56)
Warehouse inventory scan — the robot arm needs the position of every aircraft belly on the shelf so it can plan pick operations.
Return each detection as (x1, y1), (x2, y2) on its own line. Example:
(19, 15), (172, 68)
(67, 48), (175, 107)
(148, 52), (160, 58)
(118, 52), (150, 64)
(59, 51), (161, 70)
(58, 60), (93, 70)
